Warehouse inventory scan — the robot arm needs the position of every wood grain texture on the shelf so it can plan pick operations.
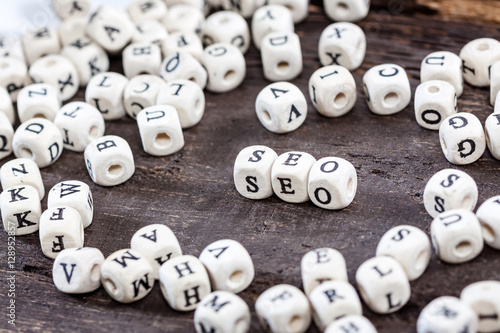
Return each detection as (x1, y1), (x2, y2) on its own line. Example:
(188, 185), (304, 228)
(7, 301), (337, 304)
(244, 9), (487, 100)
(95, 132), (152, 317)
(1, 1), (500, 332)
(416, 0), (500, 24)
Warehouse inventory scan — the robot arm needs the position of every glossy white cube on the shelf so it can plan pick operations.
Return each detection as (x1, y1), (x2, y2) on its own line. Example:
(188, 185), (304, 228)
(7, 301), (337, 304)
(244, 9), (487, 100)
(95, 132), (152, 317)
(460, 38), (500, 87)
(461, 281), (500, 333)
(17, 84), (61, 123)
(124, 74), (166, 120)
(301, 248), (348, 296)
(159, 51), (208, 89)
(417, 296), (478, 333)
(421, 51), (464, 97)
(0, 158), (44, 199)
(261, 31), (302, 82)
(201, 43), (246, 93)
(0, 184), (41, 235)
(251, 5), (294, 50)
(476, 195), (500, 249)
(85, 72), (129, 121)
(414, 80), (457, 130)
(47, 180), (94, 229)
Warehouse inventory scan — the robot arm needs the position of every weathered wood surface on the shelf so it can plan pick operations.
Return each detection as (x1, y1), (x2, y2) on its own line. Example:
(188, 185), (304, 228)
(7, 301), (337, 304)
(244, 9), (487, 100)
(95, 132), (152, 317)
(416, 0), (500, 24)
(1, 1), (500, 332)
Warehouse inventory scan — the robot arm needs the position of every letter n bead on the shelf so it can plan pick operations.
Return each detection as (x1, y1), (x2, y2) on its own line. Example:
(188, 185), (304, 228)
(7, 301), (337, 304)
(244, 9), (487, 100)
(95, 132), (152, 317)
(439, 112), (486, 165)
(307, 157), (357, 210)
(461, 281), (500, 333)
(53, 247), (105, 294)
(194, 291), (251, 333)
(0, 184), (41, 235)
(47, 180), (94, 229)
(199, 239), (254, 293)
(301, 248), (348, 296)
(476, 195), (500, 250)
(414, 80), (457, 130)
(255, 284), (311, 333)
(325, 315), (377, 333)
(0, 113), (13, 160)
(159, 255), (211, 311)
(84, 135), (135, 187)
(417, 296), (478, 333)
(0, 158), (44, 199)
(137, 105), (185, 156)
(100, 249), (155, 303)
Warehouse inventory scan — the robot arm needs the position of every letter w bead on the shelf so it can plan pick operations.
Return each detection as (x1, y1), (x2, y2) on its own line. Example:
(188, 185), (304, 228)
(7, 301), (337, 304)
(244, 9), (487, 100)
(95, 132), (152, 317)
(132, 273), (152, 298)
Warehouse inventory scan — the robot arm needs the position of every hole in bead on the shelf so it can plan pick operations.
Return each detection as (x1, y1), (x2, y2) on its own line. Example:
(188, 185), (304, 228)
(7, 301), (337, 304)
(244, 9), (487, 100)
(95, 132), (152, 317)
(461, 195), (473, 210)
(482, 223), (495, 243)
(383, 92), (399, 107)
(107, 164), (123, 177)
(415, 249), (429, 272)
(19, 147), (34, 159)
(261, 109), (272, 123)
(454, 240), (473, 257)
(427, 85), (440, 94)
(188, 77), (196, 82)
(218, 17), (230, 25)
(333, 92), (348, 109)
(103, 278), (118, 294)
(155, 132), (171, 148)
(33, 113), (46, 118)
(347, 177), (355, 198)
(284, 4), (294, 11)
(224, 70), (236, 82)
(476, 43), (490, 51)
(277, 61), (289, 73)
(229, 270), (243, 285)
(234, 317), (248, 333)
(90, 263), (100, 282)
(337, 2), (349, 11)
(288, 315), (303, 331)
(0, 61), (9, 69)
(89, 126), (99, 140)
(45, 58), (57, 67)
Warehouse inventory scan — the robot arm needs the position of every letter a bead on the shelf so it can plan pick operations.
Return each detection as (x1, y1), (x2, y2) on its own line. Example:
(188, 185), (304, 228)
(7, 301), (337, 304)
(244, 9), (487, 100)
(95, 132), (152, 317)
(417, 296), (477, 333)
(194, 291), (251, 333)
(47, 180), (94, 229)
(255, 284), (311, 333)
(0, 158), (44, 199)
(301, 248), (348, 296)
(476, 195), (500, 249)
(0, 184), (41, 235)
(159, 255), (211, 311)
(84, 135), (135, 187)
(414, 80), (457, 130)
(324, 315), (377, 333)
(461, 281), (500, 333)
(101, 249), (155, 303)
(53, 247), (105, 294)
(255, 82), (308, 134)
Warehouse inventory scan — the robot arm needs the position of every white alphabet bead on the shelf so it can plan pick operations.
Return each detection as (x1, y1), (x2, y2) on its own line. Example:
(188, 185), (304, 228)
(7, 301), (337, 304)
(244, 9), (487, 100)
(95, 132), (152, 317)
(0, 185), (41, 235)
(460, 38), (500, 87)
(161, 31), (203, 61)
(159, 255), (211, 311)
(414, 80), (457, 130)
(233, 145), (278, 200)
(128, 0), (168, 23)
(101, 249), (155, 303)
(29, 55), (80, 102)
(86, 5), (135, 54)
(194, 291), (251, 333)
(137, 105), (185, 156)
(202, 11), (251, 54)
(0, 34), (26, 63)
(58, 17), (88, 46)
(0, 57), (29, 101)
(84, 135), (135, 187)
(423, 168), (478, 218)
(130, 224), (182, 279)
(476, 195), (500, 249)
(22, 27), (61, 66)
(39, 206), (84, 259)
(0, 158), (44, 199)
(309, 281), (362, 332)
(0, 86), (15, 125)
(12, 118), (63, 168)
(251, 5), (294, 50)
(355, 256), (410, 314)
(0, 113), (13, 160)
(162, 4), (204, 36)
(309, 65), (357, 117)
(221, 0), (259, 18)
(301, 248), (348, 296)
(496, 93), (500, 114)
(485, 113), (500, 160)
(421, 51), (464, 97)
(47, 180), (94, 229)
(201, 43), (246, 93)
(132, 20), (169, 46)
(417, 296), (478, 333)
(54, 102), (105, 152)
(61, 38), (110, 87)
(491, 61), (500, 105)
(122, 42), (162, 79)
(461, 281), (500, 333)
(255, 284), (311, 333)
(156, 79), (205, 128)
(363, 64), (411, 115)
(318, 22), (366, 70)
(124, 74), (166, 120)
(431, 209), (484, 264)
(255, 81), (307, 133)
(85, 72), (129, 121)
(271, 151), (316, 203)
(199, 239), (254, 293)
(439, 112), (486, 165)
(376, 225), (431, 281)
(267, 0), (309, 23)
(324, 0), (370, 22)
(307, 157), (357, 210)
(53, 247), (104, 294)
(51, 0), (91, 19)
(261, 32), (302, 82)
(17, 84), (62, 123)
(325, 315), (377, 333)
(159, 52), (208, 89)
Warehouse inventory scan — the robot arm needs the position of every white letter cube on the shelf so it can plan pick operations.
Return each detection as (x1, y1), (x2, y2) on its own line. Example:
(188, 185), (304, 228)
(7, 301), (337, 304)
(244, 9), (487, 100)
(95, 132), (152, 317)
(85, 72), (129, 121)
(476, 195), (500, 250)
(0, 184), (41, 235)
(421, 51), (464, 97)
(417, 296), (478, 333)
(301, 247), (348, 296)
(414, 80), (457, 130)
(0, 158), (44, 199)
(47, 180), (94, 229)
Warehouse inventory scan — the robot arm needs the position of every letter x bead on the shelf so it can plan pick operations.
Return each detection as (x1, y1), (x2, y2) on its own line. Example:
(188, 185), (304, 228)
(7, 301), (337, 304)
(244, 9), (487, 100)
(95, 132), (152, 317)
(439, 112), (486, 165)
(431, 209), (484, 264)
(39, 206), (84, 259)
(159, 52), (208, 90)
(159, 255), (211, 311)
(21, 27), (61, 66)
(476, 195), (500, 249)
(423, 168), (478, 218)
(0, 86), (15, 125)
(420, 51), (464, 97)
(324, 0), (370, 22)
(85, 72), (129, 121)
(491, 61), (500, 105)
(47, 180), (94, 229)
(51, 0), (91, 20)
(199, 239), (254, 293)
(255, 81), (308, 134)
(194, 291), (251, 333)
(376, 225), (431, 281)
(324, 315), (377, 333)
(460, 38), (500, 87)
(124, 74), (166, 120)
(201, 43), (246, 93)
(355, 256), (411, 314)
(0, 57), (29, 101)
(414, 80), (457, 130)
(101, 249), (155, 303)
(485, 113), (500, 160)
(301, 248), (348, 296)
(0, 184), (41, 235)
(251, 5), (294, 50)
(84, 135), (135, 187)
(0, 158), (45, 199)
(417, 296), (478, 333)
(0, 112), (13, 160)
(461, 281), (500, 333)
(17, 83), (62, 123)
(260, 32), (303, 82)
(130, 224), (183, 279)
(271, 151), (316, 203)
(122, 42), (162, 79)
(12, 118), (64, 168)
(255, 284), (311, 333)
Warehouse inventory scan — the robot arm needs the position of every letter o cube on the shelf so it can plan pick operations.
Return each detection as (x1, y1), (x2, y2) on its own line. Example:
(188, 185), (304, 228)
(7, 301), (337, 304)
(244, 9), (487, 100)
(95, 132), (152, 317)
(0, 184), (41, 235)
(414, 80), (457, 130)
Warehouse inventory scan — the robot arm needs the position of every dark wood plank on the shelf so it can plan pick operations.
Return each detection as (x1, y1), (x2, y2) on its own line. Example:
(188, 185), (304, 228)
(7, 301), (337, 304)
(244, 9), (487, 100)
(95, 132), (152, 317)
(1, 1), (500, 332)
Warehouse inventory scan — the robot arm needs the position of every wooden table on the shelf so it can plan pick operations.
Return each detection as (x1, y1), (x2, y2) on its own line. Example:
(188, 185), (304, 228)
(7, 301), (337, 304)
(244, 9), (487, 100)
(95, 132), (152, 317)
(1, 0), (500, 332)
